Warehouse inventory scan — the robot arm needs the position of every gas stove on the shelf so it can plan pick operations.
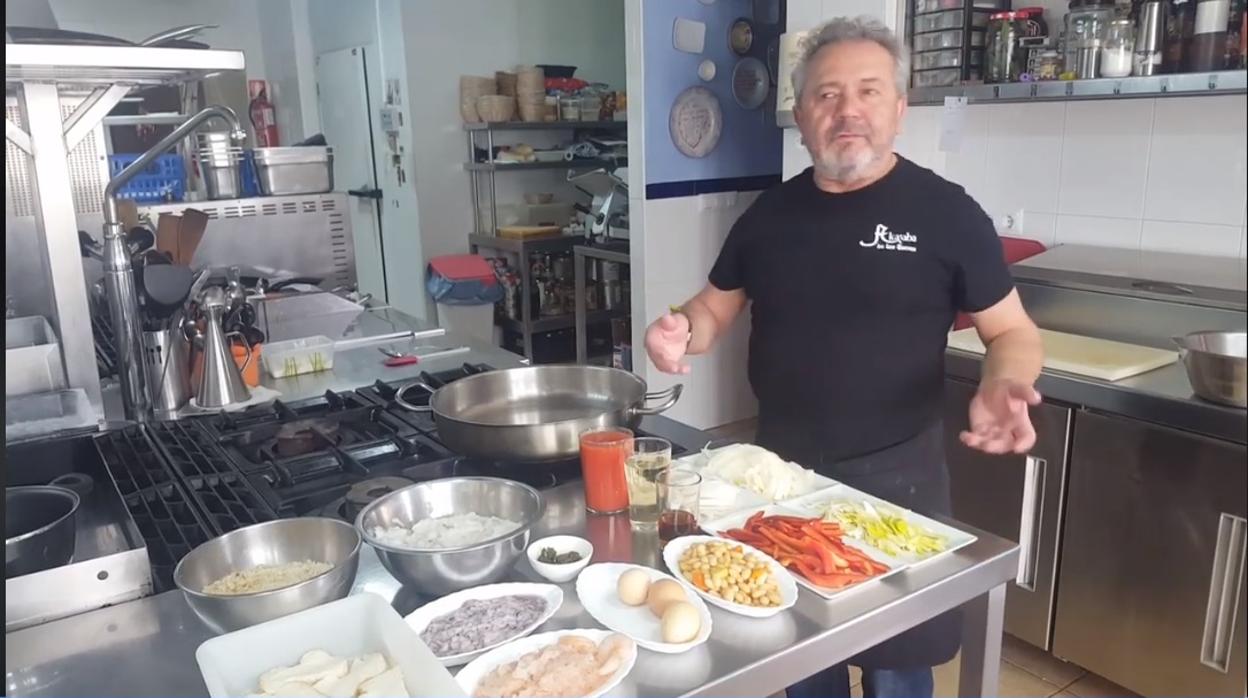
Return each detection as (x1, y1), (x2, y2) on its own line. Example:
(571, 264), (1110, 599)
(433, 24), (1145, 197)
(94, 362), (693, 591)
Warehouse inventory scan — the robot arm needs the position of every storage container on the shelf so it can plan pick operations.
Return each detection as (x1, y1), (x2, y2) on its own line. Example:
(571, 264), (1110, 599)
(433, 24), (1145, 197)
(915, 9), (991, 32)
(261, 335), (335, 378)
(5, 389), (96, 443)
(914, 29), (985, 51)
(915, 48), (977, 68)
(107, 153), (186, 203)
(912, 68), (967, 86)
(6, 316), (66, 396)
(195, 593), (466, 698)
(252, 146), (334, 196)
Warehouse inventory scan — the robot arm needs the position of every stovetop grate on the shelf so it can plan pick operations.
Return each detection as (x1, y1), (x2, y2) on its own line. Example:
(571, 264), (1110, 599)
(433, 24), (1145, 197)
(94, 428), (213, 593)
(146, 421), (278, 535)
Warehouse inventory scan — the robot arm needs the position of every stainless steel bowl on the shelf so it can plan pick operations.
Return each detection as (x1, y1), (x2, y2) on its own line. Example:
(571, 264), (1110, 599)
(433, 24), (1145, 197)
(1175, 330), (1247, 408)
(6, 485), (79, 578)
(356, 477), (545, 595)
(174, 518), (361, 633)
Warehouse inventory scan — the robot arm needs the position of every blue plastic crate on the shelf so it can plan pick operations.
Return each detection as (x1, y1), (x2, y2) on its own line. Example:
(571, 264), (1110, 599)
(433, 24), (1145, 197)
(108, 153), (186, 203)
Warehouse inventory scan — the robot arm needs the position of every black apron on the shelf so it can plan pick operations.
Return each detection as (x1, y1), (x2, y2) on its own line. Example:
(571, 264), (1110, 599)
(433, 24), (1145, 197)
(756, 417), (961, 670)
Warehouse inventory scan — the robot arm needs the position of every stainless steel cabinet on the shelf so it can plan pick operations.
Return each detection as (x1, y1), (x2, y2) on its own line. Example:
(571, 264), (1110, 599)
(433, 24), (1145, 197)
(943, 378), (1072, 650)
(1053, 411), (1247, 697)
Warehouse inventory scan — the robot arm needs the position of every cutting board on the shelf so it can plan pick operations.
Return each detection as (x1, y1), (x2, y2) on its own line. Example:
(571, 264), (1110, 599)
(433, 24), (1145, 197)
(947, 328), (1179, 382)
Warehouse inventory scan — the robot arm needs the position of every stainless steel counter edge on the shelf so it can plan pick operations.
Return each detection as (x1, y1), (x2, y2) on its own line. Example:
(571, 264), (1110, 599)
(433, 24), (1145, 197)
(946, 350), (1247, 445)
(4, 481), (1018, 698)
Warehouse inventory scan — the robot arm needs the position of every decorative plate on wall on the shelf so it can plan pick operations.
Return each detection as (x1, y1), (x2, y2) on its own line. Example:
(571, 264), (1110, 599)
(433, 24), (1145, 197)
(669, 86), (723, 158)
(732, 57), (770, 109)
(729, 18), (755, 55)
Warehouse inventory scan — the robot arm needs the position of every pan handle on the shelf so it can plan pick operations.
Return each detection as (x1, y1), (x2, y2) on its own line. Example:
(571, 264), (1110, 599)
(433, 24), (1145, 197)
(629, 384), (684, 417)
(393, 380), (437, 413)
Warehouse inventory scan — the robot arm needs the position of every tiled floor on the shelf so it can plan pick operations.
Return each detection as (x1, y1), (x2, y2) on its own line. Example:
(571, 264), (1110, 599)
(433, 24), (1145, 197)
(706, 421), (1140, 698)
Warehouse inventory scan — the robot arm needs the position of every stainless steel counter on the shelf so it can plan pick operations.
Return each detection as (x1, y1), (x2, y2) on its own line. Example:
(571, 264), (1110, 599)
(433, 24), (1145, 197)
(946, 350), (1247, 444)
(5, 483), (1018, 698)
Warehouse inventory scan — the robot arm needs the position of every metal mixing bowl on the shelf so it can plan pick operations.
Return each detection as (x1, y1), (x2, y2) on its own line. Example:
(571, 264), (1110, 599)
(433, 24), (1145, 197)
(1175, 330), (1247, 408)
(174, 517), (361, 633)
(356, 477), (545, 595)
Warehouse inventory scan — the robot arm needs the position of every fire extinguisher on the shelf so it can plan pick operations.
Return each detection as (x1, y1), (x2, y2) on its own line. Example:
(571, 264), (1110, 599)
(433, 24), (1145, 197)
(248, 79), (279, 147)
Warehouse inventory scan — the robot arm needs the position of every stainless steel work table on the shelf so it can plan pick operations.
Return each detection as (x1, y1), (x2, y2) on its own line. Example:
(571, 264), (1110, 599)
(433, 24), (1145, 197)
(5, 483), (1018, 697)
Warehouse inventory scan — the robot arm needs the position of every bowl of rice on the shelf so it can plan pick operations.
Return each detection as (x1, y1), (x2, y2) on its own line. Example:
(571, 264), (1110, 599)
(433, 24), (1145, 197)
(356, 477), (545, 595)
(174, 517), (361, 633)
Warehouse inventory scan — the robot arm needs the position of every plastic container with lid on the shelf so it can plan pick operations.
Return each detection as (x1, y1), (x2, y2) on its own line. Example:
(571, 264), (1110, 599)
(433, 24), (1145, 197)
(261, 335), (335, 378)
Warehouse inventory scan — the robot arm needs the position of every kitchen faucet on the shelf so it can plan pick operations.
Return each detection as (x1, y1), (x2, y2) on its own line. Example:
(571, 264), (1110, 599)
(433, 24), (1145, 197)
(101, 105), (246, 421)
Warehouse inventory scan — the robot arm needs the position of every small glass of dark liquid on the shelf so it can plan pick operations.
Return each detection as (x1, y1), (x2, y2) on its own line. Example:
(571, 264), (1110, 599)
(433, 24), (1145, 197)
(656, 468), (702, 547)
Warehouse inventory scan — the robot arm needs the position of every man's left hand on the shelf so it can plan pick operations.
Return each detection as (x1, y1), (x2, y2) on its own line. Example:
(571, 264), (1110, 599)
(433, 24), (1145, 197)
(961, 378), (1042, 454)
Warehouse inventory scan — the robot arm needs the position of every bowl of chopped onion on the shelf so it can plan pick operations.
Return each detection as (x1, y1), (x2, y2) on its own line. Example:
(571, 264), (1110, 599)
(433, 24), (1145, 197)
(175, 517), (361, 633)
(356, 477), (545, 595)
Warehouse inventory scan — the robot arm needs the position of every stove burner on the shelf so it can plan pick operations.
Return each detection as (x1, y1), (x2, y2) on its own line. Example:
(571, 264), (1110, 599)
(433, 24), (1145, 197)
(345, 476), (413, 519)
(274, 419), (342, 458)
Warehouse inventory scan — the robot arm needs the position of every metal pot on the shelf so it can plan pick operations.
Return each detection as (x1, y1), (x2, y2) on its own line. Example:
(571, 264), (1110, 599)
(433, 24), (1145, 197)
(1174, 330), (1247, 408)
(5, 485), (80, 578)
(395, 365), (682, 461)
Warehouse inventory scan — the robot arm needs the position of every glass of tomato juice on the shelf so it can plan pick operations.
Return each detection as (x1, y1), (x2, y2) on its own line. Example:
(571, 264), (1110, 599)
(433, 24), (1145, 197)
(578, 428), (633, 514)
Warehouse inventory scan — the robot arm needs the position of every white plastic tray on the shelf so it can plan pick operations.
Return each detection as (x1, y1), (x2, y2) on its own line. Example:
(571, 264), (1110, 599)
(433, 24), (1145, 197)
(196, 593), (465, 698)
(783, 485), (979, 568)
(701, 504), (907, 600)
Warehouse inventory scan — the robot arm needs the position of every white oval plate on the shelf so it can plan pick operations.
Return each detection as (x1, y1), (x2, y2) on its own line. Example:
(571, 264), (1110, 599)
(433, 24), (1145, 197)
(404, 582), (563, 667)
(576, 563), (713, 654)
(454, 629), (636, 698)
(662, 535), (798, 618)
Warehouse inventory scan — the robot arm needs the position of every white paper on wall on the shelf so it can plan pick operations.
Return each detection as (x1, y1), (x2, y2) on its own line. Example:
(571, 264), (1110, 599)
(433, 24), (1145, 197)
(939, 96), (968, 153)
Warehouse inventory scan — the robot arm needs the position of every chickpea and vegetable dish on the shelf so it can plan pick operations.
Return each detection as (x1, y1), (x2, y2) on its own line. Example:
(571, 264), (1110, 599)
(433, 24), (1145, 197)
(677, 540), (782, 608)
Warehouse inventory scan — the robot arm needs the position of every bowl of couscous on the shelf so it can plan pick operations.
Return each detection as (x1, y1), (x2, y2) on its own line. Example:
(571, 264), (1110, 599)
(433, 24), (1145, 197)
(174, 517), (361, 633)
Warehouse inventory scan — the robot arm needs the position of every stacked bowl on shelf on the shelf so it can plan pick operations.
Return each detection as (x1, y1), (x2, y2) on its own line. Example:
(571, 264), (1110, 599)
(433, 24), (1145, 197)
(459, 75), (498, 123)
(516, 65), (546, 122)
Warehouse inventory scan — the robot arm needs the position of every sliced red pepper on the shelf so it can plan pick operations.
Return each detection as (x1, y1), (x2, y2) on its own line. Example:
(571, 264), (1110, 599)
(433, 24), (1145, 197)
(791, 560), (866, 589)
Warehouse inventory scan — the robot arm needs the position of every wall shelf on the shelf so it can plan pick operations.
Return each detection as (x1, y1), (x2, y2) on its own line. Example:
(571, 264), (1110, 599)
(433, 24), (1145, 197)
(464, 158), (625, 172)
(909, 70), (1247, 106)
(464, 120), (626, 131)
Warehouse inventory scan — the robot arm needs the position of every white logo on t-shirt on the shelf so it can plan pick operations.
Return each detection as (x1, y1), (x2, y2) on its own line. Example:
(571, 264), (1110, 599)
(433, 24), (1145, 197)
(859, 224), (918, 253)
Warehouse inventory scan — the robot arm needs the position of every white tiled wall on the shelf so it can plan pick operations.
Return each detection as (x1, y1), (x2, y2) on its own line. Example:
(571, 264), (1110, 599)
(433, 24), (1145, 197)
(632, 193), (761, 430)
(899, 95), (1248, 259)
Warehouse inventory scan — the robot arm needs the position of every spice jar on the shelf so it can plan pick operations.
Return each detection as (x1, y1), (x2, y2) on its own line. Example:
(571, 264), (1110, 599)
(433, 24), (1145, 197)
(1101, 18), (1136, 76)
(1032, 48), (1064, 78)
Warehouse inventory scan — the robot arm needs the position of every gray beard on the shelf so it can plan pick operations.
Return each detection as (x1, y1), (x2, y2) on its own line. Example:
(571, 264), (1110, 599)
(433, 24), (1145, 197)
(810, 143), (881, 183)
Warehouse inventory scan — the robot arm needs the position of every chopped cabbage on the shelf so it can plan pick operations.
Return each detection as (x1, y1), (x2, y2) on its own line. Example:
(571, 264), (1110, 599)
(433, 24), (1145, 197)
(702, 444), (821, 502)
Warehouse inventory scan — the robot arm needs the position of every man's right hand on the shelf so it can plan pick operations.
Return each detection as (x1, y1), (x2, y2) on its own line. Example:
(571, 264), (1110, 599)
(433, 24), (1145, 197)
(645, 312), (691, 375)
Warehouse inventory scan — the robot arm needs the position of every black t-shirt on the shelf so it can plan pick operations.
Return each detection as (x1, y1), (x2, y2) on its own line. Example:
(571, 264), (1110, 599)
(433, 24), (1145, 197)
(709, 156), (1013, 461)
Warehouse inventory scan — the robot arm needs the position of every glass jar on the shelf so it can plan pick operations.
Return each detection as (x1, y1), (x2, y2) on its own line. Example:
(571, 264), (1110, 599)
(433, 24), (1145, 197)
(1101, 18), (1136, 76)
(559, 95), (580, 121)
(1032, 48), (1064, 78)
(986, 12), (1024, 82)
(1064, 0), (1116, 77)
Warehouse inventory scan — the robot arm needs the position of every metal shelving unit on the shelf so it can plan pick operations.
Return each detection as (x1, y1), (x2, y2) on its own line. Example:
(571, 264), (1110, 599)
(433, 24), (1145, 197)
(465, 120), (627, 235)
(464, 120), (626, 131)
(468, 233), (579, 360)
(909, 69), (1247, 105)
(5, 44), (245, 422)
(465, 158), (625, 172)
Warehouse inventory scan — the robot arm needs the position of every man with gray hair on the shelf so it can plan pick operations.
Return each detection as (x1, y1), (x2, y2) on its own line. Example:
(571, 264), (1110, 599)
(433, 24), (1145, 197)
(645, 15), (1043, 698)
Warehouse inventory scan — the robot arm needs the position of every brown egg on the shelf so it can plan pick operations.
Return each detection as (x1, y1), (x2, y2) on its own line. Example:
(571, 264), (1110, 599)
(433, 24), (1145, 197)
(646, 578), (687, 617)
(660, 601), (701, 644)
(617, 568), (651, 606)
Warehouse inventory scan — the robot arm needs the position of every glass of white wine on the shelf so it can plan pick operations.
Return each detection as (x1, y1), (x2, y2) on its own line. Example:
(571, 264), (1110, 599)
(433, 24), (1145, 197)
(624, 437), (672, 528)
